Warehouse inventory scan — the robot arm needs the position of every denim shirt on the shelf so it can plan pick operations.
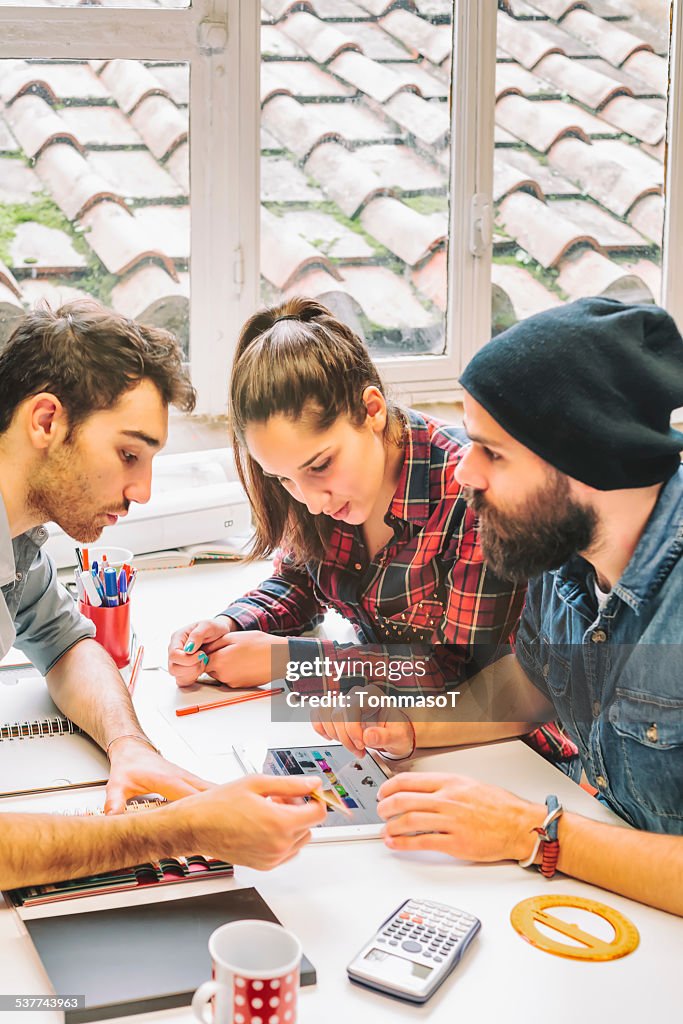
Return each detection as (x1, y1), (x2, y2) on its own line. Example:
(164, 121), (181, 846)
(0, 497), (94, 676)
(516, 466), (683, 835)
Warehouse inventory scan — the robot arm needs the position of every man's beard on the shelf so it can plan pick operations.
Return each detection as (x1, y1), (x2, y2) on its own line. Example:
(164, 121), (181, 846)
(27, 442), (125, 543)
(465, 471), (598, 583)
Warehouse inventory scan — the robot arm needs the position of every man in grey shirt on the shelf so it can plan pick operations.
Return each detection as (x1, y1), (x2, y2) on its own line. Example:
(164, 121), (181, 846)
(0, 302), (325, 888)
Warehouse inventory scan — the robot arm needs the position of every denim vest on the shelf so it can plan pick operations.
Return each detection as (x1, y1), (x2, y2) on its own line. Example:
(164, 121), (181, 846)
(516, 466), (683, 835)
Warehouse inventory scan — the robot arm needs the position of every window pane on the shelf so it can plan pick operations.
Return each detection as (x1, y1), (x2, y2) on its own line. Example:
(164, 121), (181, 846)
(0, 0), (188, 9)
(259, 0), (453, 357)
(493, 0), (669, 332)
(0, 58), (189, 353)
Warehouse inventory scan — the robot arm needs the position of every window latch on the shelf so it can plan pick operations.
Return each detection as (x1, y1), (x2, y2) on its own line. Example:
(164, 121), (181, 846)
(198, 17), (228, 55)
(469, 193), (492, 258)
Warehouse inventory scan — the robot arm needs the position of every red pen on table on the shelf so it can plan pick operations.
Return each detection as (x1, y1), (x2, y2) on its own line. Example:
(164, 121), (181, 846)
(176, 686), (285, 717)
(127, 644), (144, 697)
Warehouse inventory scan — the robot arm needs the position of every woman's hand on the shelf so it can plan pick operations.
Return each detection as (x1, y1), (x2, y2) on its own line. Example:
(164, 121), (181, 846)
(377, 772), (543, 863)
(168, 615), (237, 687)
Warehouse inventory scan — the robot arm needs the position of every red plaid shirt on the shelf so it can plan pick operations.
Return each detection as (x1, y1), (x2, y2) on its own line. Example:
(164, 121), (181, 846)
(222, 409), (576, 762)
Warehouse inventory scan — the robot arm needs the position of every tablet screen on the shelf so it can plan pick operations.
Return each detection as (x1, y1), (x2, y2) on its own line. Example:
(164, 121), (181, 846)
(263, 745), (386, 827)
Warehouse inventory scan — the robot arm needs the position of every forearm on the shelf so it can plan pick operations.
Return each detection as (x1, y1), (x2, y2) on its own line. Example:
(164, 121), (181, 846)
(553, 813), (683, 916)
(45, 639), (147, 751)
(413, 720), (538, 748)
(0, 809), (179, 890)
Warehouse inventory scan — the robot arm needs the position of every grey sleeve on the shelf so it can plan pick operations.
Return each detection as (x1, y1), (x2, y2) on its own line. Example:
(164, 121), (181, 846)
(13, 548), (96, 676)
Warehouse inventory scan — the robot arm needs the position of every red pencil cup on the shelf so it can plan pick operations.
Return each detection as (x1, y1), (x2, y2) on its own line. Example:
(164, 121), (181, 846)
(78, 600), (131, 669)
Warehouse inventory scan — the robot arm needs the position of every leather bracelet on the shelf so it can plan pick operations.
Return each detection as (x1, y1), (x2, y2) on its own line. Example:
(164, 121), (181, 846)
(105, 733), (161, 760)
(518, 795), (563, 877)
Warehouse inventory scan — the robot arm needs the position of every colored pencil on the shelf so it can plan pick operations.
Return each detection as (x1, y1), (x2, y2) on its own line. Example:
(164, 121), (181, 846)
(176, 686), (285, 717)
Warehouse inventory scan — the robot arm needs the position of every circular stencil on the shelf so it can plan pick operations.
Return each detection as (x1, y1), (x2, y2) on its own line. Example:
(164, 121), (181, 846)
(510, 894), (639, 961)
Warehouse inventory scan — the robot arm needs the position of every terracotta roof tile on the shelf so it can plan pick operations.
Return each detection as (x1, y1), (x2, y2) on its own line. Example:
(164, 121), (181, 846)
(497, 12), (564, 69)
(496, 62), (560, 99)
(641, 138), (665, 163)
(528, 20), (595, 58)
(548, 138), (662, 217)
(261, 0), (306, 19)
(88, 59), (109, 75)
(100, 59), (170, 115)
(494, 125), (520, 146)
(550, 197), (650, 250)
(4, 94), (84, 160)
(495, 94), (590, 152)
(0, 158), (42, 204)
(329, 51), (413, 103)
(384, 92), (450, 146)
(59, 106), (142, 148)
(0, 291), (23, 343)
(10, 221), (87, 275)
(35, 143), (127, 221)
(261, 61), (356, 102)
(129, 94), (188, 161)
(132, 205), (189, 262)
(262, 126), (283, 151)
(278, 208), (375, 260)
(621, 51), (668, 94)
(562, 9), (652, 67)
(342, 265), (436, 330)
(262, 25), (308, 59)
(19, 278), (92, 308)
(261, 205), (342, 289)
(493, 157), (544, 202)
(355, 0), (413, 16)
(0, 60), (108, 105)
(261, 94), (339, 160)
(334, 21), (414, 61)
(111, 265), (189, 329)
(491, 262), (562, 319)
(413, 0), (452, 16)
(620, 257), (661, 299)
(78, 202), (178, 279)
(87, 149), (182, 201)
(305, 100), (401, 143)
(0, 259), (22, 299)
(534, 53), (628, 108)
(262, 154), (325, 203)
(147, 65), (189, 107)
(304, 0), (370, 17)
(357, 143), (445, 191)
(627, 193), (664, 246)
(0, 118), (19, 155)
(498, 191), (602, 267)
(381, 10), (451, 64)
(523, 0), (585, 17)
(305, 141), (388, 216)
(383, 61), (448, 99)
(360, 196), (446, 264)
(166, 141), (189, 191)
(280, 12), (360, 63)
(411, 247), (446, 310)
(597, 94), (666, 146)
(585, 57), (665, 98)
(500, 148), (579, 196)
(556, 249), (655, 302)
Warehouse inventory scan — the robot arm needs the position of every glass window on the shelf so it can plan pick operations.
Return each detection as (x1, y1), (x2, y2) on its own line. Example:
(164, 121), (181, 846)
(259, 2), (453, 359)
(492, 0), (669, 333)
(0, 57), (189, 352)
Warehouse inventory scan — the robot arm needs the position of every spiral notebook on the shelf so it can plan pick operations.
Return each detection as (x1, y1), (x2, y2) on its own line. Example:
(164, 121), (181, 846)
(0, 665), (109, 797)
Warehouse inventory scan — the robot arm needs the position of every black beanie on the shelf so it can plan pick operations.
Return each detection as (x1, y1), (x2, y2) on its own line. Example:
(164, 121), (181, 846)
(460, 297), (683, 490)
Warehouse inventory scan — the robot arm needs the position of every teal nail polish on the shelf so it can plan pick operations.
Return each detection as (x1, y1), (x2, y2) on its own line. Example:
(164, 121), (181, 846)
(198, 651), (209, 666)
(184, 641), (195, 653)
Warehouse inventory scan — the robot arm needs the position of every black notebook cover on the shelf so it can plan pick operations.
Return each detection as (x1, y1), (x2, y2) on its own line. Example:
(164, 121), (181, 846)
(25, 887), (316, 1023)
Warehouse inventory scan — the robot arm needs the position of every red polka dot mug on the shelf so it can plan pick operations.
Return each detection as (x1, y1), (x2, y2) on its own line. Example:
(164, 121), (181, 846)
(192, 920), (301, 1024)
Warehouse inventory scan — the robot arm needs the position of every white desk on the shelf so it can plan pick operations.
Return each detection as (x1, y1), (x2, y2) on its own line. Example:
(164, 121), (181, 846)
(1, 563), (681, 1024)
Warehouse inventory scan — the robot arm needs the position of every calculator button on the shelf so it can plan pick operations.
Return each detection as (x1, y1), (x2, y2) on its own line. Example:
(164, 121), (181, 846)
(399, 913), (410, 920)
(402, 941), (422, 954)
(434, 956), (443, 963)
(412, 916), (423, 924)
(389, 940), (399, 947)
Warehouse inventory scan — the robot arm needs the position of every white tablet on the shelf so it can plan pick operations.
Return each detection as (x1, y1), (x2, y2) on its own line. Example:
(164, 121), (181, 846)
(233, 742), (391, 842)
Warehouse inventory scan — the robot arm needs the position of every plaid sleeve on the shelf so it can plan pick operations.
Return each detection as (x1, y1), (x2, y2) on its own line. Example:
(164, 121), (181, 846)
(220, 551), (325, 635)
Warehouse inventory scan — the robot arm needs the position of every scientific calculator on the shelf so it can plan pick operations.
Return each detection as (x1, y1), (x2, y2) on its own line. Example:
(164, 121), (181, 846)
(347, 898), (481, 1004)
